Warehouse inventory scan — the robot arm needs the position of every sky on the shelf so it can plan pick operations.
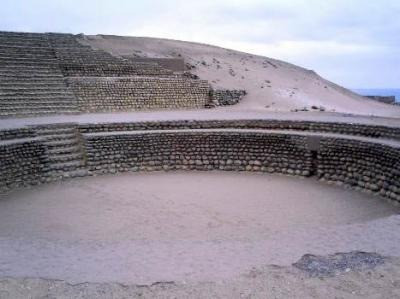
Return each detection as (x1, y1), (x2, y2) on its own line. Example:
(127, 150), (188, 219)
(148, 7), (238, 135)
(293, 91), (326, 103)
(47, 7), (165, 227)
(1, 0), (399, 89)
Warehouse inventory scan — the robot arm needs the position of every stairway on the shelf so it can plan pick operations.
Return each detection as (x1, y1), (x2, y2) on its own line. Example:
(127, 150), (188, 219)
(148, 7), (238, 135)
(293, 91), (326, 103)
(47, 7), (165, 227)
(35, 124), (88, 180)
(0, 32), (79, 117)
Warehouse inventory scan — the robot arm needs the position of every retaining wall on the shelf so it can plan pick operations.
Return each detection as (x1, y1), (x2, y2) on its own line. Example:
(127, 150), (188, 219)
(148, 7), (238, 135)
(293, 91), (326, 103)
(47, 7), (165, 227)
(84, 132), (312, 175)
(0, 139), (48, 192)
(317, 138), (400, 201)
(1, 125), (399, 205)
(78, 119), (400, 141)
(68, 77), (211, 112)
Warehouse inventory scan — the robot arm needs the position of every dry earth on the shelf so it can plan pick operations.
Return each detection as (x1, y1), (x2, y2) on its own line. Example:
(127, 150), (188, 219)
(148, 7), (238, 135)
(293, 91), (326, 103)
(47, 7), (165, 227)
(1, 172), (400, 298)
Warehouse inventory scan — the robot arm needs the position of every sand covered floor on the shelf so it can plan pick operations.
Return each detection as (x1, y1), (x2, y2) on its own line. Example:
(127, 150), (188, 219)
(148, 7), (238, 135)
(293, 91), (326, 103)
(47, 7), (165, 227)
(0, 172), (399, 285)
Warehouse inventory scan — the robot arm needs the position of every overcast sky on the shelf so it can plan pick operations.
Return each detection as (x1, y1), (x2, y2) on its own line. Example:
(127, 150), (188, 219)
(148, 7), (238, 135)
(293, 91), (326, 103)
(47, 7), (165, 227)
(1, 0), (399, 88)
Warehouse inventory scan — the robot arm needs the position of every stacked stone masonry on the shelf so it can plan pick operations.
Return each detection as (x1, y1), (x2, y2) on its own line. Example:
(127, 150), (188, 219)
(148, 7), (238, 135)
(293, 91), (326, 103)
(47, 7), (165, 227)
(84, 132), (312, 176)
(78, 119), (400, 141)
(68, 77), (211, 112)
(210, 89), (247, 106)
(317, 138), (400, 202)
(48, 33), (174, 77)
(0, 121), (399, 204)
(0, 139), (48, 192)
(0, 31), (217, 117)
(0, 32), (79, 117)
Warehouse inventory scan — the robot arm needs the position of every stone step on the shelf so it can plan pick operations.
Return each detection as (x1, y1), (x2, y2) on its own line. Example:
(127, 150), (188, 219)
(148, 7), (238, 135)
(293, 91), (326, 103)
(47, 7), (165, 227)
(44, 138), (80, 147)
(0, 82), (68, 88)
(0, 40), (50, 47)
(0, 35), (48, 41)
(0, 61), (59, 67)
(0, 65), (60, 70)
(0, 93), (75, 98)
(0, 32), (46, 37)
(48, 168), (89, 179)
(48, 160), (86, 171)
(0, 89), (73, 95)
(0, 52), (55, 59)
(36, 126), (77, 135)
(0, 97), (76, 103)
(0, 104), (77, 111)
(0, 56), (57, 62)
(47, 145), (82, 155)
(0, 105), (78, 112)
(43, 132), (77, 141)
(48, 152), (84, 163)
(0, 47), (54, 55)
(0, 100), (77, 107)
(0, 86), (71, 91)
(0, 71), (62, 77)
(0, 96), (76, 102)
(0, 78), (65, 83)
(0, 111), (79, 117)
(0, 74), (64, 79)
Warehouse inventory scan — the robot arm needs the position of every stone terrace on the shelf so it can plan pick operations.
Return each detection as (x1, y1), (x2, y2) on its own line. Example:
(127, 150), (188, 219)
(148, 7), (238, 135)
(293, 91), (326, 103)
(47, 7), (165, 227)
(0, 32), (79, 117)
(0, 31), (213, 117)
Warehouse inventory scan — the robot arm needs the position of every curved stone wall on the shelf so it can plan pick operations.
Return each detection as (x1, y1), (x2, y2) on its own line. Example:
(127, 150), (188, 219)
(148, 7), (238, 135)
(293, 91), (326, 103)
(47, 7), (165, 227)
(317, 138), (400, 202)
(1, 125), (399, 205)
(78, 119), (400, 141)
(84, 131), (312, 176)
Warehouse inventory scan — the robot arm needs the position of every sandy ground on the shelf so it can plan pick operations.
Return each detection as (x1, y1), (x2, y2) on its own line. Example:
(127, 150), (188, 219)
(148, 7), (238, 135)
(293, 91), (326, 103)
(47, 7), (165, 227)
(1, 109), (400, 130)
(1, 258), (400, 298)
(0, 172), (399, 289)
(80, 34), (400, 118)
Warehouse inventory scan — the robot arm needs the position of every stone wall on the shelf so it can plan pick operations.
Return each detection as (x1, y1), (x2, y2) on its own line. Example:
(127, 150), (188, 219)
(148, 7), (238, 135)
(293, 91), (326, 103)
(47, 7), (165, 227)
(365, 96), (396, 105)
(68, 77), (211, 112)
(78, 119), (400, 141)
(0, 139), (48, 192)
(210, 90), (247, 106)
(0, 31), (79, 117)
(0, 128), (36, 141)
(317, 138), (400, 203)
(1, 123), (399, 205)
(48, 33), (173, 77)
(128, 58), (185, 72)
(84, 131), (312, 176)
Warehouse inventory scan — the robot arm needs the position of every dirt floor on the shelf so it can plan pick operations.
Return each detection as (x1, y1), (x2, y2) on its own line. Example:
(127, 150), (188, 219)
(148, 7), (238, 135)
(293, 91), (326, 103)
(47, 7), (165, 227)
(0, 172), (399, 298)
(1, 257), (400, 298)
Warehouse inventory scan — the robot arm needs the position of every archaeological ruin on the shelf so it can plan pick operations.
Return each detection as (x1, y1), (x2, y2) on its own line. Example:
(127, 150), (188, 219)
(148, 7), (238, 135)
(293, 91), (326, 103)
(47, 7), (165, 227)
(0, 30), (400, 296)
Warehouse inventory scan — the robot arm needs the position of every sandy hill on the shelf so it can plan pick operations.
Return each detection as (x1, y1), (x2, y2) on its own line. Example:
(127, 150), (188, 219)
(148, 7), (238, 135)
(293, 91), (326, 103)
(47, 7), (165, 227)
(79, 34), (400, 118)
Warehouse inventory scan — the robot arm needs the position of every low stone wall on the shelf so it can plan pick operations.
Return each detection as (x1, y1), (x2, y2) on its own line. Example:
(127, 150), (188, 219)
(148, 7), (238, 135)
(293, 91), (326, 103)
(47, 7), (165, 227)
(210, 90), (247, 106)
(365, 96), (396, 105)
(48, 33), (173, 77)
(1, 126), (399, 205)
(0, 139), (48, 192)
(68, 77), (211, 112)
(84, 132), (312, 176)
(128, 58), (185, 72)
(78, 119), (400, 141)
(0, 128), (36, 141)
(317, 138), (400, 203)
(58, 62), (173, 77)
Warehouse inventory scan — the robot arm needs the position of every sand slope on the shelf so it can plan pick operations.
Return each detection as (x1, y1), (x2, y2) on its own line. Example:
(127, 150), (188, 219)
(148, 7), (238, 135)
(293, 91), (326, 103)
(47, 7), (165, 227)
(80, 34), (400, 118)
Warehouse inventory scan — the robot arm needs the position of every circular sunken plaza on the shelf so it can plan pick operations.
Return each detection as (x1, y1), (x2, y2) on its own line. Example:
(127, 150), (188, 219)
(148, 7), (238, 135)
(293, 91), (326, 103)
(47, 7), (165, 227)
(0, 31), (400, 297)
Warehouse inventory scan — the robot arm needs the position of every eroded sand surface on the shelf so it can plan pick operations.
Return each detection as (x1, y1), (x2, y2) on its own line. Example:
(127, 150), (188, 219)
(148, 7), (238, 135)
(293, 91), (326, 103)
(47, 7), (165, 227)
(81, 35), (400, 117)
(0, 172), (399, 286)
